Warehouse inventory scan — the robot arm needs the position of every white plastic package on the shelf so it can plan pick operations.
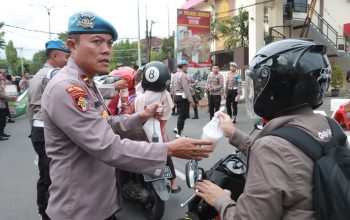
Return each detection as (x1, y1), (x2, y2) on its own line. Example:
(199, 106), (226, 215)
(143, 117), (163, 143)
(201, 107), (225, 149)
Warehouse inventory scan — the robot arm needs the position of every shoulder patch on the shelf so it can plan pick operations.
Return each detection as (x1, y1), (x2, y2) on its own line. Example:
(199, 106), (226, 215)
(66, 86), (89, 112)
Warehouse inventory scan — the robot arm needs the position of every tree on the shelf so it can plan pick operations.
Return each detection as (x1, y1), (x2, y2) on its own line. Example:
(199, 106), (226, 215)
(216, 7), (249, 49)
(5, 40), (18, 75)
(110, 39), (146, 70)
(0, 22), (6, 49)
(58, 32), (68, 42)
(160, 35), (174, 59)
(29, 50), (46, 75)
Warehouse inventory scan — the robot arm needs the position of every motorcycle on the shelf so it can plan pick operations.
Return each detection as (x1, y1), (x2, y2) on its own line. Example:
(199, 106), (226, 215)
(180, 150), (247, 220)
(120, 166), (172, 220)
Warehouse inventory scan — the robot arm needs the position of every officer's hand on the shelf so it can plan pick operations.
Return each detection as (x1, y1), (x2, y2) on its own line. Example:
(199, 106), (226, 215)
(217, 112), (235, 139)
(112, 79), (128, 90)
(11, 96), (17, 101)
(190, 102), (196, 108)
(209, 87), (214, 92)
(139, 103), (163, 123)
(167, 138), (213, 160)
(195, 180), (231, 207)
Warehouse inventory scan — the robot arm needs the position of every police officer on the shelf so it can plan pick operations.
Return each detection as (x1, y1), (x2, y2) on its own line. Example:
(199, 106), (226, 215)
(196, 39), (333, 219)
(41, 12), (212, 220)
(172, 60), (195, 138)
(27, 39), (70, 220)
(189, 76), (199, 119)
(225, 62), (241, 123)
(206, 63), (223, 120)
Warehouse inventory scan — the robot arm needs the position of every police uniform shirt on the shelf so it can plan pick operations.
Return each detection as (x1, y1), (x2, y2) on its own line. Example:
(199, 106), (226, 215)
(226, 71), (241, 94)
(171, 71), (194, 103)
(206, 72), (224, 95)
(28, 63), (55, 125)
(42, 58), (167, 220)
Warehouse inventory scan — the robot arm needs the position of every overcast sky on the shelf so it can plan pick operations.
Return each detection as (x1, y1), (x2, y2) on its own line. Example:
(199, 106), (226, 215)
(0, 0), (185, 60)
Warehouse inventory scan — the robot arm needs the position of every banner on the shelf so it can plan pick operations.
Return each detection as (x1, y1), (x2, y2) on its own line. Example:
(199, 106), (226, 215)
(177, 9), (211, 81)
(8, 89), (28, 118)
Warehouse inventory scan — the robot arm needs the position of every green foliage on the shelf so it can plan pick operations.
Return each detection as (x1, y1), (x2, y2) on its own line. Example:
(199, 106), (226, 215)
(0, 22), (5, 49)
(29, 50), (46, 74)
(5, 40), (18, 75)
(160, 35), (174, 59)
(215, 7), (249, 49)
(110, 39), (144, 71)
(331, 65), (344, 89)
(0, 59), (7, 69)
(58, 32), (68, 42)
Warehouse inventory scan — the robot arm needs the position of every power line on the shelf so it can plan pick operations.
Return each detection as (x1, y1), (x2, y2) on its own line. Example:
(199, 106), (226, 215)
(3, 24), (59, 35)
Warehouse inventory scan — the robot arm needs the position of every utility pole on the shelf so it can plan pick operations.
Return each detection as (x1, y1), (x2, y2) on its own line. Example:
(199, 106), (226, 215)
(137, 0), (142, 66)
(167, 4), (170, 37)
(15, 47), (24, 76)
(30, 1), (67, 40)
(145, 5), (149, 63)
(149, 20), (154, 62)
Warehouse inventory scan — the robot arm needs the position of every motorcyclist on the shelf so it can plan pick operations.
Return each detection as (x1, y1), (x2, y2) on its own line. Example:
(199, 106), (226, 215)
(196, 39), (333, 220)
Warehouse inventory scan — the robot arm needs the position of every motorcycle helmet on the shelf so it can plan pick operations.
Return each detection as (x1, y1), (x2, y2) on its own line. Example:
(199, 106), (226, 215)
(245, 39), (331, 120)
(140, 61), (171, 92)
(109, 67), (136, 89)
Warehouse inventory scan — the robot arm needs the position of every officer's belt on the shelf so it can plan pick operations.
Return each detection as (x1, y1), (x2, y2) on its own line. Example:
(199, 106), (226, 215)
(227, 87), (238, 90)
(175, 92), (185, 96)
(33, 120), (44, 127)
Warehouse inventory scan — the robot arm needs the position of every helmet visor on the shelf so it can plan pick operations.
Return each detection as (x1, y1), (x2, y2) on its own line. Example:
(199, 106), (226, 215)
(245, 66), (271, 119)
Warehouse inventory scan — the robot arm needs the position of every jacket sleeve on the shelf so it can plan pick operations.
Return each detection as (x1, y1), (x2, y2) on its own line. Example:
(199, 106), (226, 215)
(229, 129), (252, 156)
(45, 81), (167, 176)
(215, 136), (299, 220)
(181, 75), (194, 103)
(225, 75), (228, 95)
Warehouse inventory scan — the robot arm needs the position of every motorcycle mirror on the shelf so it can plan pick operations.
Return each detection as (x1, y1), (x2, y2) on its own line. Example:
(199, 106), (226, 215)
(254, 118), (264, 130)
(185, 160), (199, 188)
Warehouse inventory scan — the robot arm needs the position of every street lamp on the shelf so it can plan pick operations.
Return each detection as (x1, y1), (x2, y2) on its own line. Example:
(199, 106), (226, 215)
(30, 2), (66, 40)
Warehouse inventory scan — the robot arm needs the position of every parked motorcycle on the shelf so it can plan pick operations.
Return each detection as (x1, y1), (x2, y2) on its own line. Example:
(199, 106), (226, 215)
(120, 166), (172, 220)
(180, 150), (247, 220)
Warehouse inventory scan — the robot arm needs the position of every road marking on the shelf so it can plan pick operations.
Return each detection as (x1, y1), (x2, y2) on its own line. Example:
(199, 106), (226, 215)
(175, 169), (186, 181)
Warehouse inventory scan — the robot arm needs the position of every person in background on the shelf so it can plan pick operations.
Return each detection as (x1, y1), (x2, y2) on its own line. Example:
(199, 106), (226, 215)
(346, 69), (350, 92)
(225, 62), (241, 123)
(19, 72), (30, 94)
(4, 74), (15, 123)
(172, 60), (195, 138)
(0, 72), (17, 140)
(189, 76), (199, 119)
(27, 39), (70, 220)
(206, 64), (223, 120)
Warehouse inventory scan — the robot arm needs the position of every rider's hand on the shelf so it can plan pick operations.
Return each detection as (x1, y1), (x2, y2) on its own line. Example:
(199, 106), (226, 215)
(195, 180), (231, 207)
(112, 79), (128, 90)
(167, 138), (213, 160)
(139, 103), (163, 123)
(217, 112), (235, 139)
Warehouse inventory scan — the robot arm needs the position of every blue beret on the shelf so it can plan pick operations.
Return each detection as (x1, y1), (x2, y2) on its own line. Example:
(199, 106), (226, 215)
(45, 39), (70, 53)
(68, 11), (118, 41)
(230, 62), (238, 67)
(178, 60), (189, 66)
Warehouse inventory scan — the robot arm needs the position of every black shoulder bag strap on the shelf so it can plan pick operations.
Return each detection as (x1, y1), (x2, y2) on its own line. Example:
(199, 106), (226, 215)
(269, 117), (347, 161)
(269, 125), (323, 161)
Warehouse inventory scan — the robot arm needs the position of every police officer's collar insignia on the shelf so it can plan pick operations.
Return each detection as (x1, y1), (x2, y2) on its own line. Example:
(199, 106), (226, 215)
(66, 86), (90, 112)
(80, 74), (92, 86)
(76, 13), (95, 29)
